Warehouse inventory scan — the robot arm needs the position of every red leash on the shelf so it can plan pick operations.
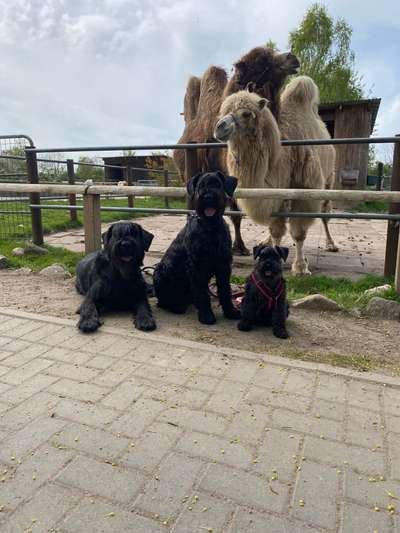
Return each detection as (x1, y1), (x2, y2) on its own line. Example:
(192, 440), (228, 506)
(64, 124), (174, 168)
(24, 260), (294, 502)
(250, 272), (284, 312)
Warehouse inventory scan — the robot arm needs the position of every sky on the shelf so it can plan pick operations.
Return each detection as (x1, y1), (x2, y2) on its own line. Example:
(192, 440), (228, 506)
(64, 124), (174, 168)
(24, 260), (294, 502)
(0, 0), (399, 162)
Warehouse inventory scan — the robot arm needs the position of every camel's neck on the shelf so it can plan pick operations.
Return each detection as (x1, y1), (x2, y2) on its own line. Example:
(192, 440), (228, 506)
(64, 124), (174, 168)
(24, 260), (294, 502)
(227, 135), (270, 187)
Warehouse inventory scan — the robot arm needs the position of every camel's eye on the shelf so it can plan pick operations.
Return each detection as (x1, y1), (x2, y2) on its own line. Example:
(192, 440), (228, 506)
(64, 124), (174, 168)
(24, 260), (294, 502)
(242, 111), (252, 119)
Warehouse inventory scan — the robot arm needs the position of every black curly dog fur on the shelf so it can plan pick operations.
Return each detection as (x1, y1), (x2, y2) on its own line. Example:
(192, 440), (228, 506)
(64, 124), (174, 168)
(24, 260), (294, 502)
(153, 171), (241, 325)
(238, 244), (289, 338)
(75, 222), (156, 333)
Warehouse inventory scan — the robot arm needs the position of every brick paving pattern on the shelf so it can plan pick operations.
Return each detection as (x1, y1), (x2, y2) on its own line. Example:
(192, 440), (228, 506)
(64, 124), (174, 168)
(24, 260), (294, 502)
(0, 309), (399, 532)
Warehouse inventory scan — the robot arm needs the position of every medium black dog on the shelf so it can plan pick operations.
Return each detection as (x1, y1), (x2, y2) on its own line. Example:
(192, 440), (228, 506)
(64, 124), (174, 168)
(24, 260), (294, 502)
(238, 244), (289, 338)
(153, 171), (241, 325)
(75, 222), (156, 333)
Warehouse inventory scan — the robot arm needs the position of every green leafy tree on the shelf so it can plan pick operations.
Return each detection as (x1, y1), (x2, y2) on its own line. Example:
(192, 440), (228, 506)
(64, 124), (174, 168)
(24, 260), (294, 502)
(75, 156), (104, 182)
(289, 3), (364, 103)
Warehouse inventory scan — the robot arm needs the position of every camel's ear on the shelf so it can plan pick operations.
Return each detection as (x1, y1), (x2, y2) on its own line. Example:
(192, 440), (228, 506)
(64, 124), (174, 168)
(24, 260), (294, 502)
(186, 173), (202, 198)
(258, 98), (269, 110)
(216, 171), (237, 197)
(275, 246), (289, 262)
(246, 82), (256, 93)
(253, 244), (265, 259)
(140, 227), (154, 252)
(234, 60), (245, 72)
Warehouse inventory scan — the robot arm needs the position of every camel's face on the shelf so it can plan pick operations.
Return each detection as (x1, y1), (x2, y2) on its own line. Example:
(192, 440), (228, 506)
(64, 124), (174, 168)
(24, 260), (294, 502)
(214, 97), (268, 142)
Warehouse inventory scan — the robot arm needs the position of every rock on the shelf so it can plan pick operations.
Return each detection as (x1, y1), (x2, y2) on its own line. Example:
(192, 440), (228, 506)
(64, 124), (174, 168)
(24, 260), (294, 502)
(363, 284), (392, 297)
(11, 247), (25, 257)
(24, 242), (48, 255)
(292, 294), (341, 312)
(39, 264), (71, 280)
(15, 267), (33, 275)
(0, 255), (9, 269)
(364, 297), (400, 320)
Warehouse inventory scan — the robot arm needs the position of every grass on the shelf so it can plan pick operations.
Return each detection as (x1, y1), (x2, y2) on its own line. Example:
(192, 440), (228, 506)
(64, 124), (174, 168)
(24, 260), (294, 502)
(232, 273), (399, 311)
(351, 200), (388, 213)
(0, 197), (186, 238)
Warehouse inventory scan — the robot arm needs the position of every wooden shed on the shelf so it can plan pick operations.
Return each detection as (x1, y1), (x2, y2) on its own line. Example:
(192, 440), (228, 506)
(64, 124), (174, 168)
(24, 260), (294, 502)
(318, 98), (381, 189)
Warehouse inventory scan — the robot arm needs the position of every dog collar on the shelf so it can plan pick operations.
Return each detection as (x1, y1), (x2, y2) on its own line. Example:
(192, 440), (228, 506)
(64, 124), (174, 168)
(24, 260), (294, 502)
(250, 272), (284, 312)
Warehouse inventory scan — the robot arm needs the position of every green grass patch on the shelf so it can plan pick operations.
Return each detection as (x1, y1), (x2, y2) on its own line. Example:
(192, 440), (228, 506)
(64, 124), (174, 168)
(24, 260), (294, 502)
(232, 273), (399, 311)
(351, 200), (388, 213)
(0, 197), (186, 238)
(0, 240), (83, 274)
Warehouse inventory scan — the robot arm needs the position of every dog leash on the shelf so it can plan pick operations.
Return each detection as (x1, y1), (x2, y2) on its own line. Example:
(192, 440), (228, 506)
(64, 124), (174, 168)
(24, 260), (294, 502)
(250, 272), (284, 312)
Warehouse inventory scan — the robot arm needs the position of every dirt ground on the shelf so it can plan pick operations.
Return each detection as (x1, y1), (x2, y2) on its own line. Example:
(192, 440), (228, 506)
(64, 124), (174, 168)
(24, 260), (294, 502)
(1, 269), (399, 376)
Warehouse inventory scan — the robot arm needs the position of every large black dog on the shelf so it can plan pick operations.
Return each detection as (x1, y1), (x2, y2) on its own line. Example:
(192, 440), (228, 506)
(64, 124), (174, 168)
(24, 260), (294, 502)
(153, 171), (241, 325)
(238, 244), (289, 338)
(75, 222), (156, 333)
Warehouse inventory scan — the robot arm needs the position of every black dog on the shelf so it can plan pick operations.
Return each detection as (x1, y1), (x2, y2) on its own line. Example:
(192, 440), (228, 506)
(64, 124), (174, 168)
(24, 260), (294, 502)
(153, 171), (241, 325)
(75, 222), (156, 333)
(238, 244), (289, 338)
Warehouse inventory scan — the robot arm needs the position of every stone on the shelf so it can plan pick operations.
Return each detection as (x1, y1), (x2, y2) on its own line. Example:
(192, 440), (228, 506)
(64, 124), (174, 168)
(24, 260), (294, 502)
(14, 267), (32, 275)
(0, 255), (9, 269)
(11, 247), (25, 257)
(39, 263), (71, 279)
(23, 242), (49, 255)
(291, 294), (341, 312)
(364, 296), (400, 320)
(363, 284), (392, 296)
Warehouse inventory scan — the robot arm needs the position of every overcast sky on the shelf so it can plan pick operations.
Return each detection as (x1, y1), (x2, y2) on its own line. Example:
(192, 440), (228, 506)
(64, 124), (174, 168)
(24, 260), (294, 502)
(0, 0), (398, 161)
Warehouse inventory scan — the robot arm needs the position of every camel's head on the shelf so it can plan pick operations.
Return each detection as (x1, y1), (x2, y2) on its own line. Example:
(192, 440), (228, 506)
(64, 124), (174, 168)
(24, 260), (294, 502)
(214, 91), (269, 143)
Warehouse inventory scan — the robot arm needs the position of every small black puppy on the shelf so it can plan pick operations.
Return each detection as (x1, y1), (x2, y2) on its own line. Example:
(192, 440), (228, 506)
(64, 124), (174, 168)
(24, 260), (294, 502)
(153, 171), (241, 325)
(76, 222), (156, 333)
(238, 244), (289, 338)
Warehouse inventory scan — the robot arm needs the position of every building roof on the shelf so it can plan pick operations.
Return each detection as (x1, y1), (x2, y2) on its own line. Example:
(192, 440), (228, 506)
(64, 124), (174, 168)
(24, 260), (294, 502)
(318, 98), (381, 134)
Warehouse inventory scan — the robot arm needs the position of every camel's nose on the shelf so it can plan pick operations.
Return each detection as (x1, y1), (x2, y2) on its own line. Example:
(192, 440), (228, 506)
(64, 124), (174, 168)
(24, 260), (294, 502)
(214, 115), (235, 142)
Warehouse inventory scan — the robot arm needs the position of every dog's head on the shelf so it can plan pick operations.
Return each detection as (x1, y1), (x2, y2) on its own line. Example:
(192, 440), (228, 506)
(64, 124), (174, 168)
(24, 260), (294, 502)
(102, 222), (154, 275)
(187, 171), (238, 220)
(253, 244), (289, 282)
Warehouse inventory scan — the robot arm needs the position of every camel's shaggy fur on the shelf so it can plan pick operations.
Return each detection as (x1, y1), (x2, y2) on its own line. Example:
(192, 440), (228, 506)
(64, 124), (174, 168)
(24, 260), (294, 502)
(214, 76), (338, 275)
(183, 76), (201, 123)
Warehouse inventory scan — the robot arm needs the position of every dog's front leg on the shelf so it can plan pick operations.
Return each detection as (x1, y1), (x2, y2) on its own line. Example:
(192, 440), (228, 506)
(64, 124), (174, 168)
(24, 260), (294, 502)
(189, 269), (216, 325)
(237, 293), (257, 331)
(134, 297), (156, 332)
(215, 267), (241, 320)
(272, 300), (289, 339)
(77, 289), (102, 333)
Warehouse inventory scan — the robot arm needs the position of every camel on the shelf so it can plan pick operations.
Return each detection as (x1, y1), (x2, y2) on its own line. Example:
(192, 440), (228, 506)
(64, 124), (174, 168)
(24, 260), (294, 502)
(173, 46), (300, 255)
(214, 76), (338, 275)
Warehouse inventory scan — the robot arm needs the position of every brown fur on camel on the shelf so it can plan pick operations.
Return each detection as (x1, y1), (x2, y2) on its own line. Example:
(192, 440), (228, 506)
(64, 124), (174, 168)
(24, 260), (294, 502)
(173, 46), (299, 255)
(214, 76), (338, 275)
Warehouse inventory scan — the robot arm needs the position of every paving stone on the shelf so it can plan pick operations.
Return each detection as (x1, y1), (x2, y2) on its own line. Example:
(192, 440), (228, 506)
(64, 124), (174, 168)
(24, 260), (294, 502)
(230, 508), (323, 533)
(246, 386), (312, 413)
(177, 429), (253, 469)
(173, 492), (234, 533)
(388, 433), (400, 481)
(101, 379), (148, 410)
(340, 501), (391, 533)
(184, 372), (220, 393)
(225, 402), (272, 445)
(386, 415), (400, 435)
(46, 361), (100, 382)
(92, 359), (139, 388)
(110, 398), (166, 438)
(344, 469), (400, 508)
(205, 380), (247, 415)
(271, 408), (343, 441)
(55, 398), (119, 427)
(164, 385), (209, 410)
(223, 358), (259, 384)
(120, 423), (181, 472)
(291, 461), (339, 530)
(61, 497), (165, 533)
(384, 387), (400, 417)
(283, 369), (316, 397)
(47, 378), (108, 402)
(310, 398), (345, 421)
(315, 374), (347, 403)
(1, 344), (51, 367)
(201, 462), (288, 513)
(0, 338), (31, 353)
(20, 323), (64, 343)
(253, 428), (301, 482)
(346, 406), (384, 449)
(136, 452), (204, 518)
(0, 391), (59, 431)
(1, 482), (81, 533)
(134, 364), (189, 386)
(57, 455), (146, 503)
(86, 354), (115, 369)
(57, 422), (130, 460)
(1, 358), (53, 385)
(40, 327), (77, 347)
(0, 374), (59, 405)
(159, 406), (228, 435)
(347, 380), (382, 411)
(251, 363), (288, 390)
(2, 319), (43, 339)
(303, 436), (385, 474)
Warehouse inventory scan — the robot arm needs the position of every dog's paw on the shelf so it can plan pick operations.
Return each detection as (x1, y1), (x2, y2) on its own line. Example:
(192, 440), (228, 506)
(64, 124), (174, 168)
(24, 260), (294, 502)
(224, 307), (241, 320)
(273, 327), (289, 339)
(238, 321), (252, 331)
(198, 310), (216, 325)
(135, 316), (157, 332)
(78, 317), (101, 333)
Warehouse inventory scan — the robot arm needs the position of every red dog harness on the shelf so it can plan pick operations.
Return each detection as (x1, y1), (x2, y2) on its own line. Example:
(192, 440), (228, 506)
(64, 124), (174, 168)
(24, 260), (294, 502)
(250, 273), (284, 312)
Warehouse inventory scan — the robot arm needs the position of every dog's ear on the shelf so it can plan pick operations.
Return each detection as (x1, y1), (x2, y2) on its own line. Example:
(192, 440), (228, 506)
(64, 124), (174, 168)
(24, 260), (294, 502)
(140, 227), (154, 252)
(275, 246), (289, 262)
(102, 225), (114, 246)
(216, 171), (238, 198)
(253, 244), (265, 259)
(186, 173), (202, 198)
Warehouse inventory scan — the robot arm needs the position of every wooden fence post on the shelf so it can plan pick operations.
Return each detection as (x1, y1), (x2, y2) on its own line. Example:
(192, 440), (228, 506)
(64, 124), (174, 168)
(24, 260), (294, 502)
(184, 146), (199, 209)
(67, 159), (77, 223)
(384, 135), (400, 277)
(163, 169), (170, 209)
(376, 162), (384, 191)
(395, 237), (400, 294)
(25, 149), (43, 245)
(124, 166), (134, 208)
(83, 193), (102, 254)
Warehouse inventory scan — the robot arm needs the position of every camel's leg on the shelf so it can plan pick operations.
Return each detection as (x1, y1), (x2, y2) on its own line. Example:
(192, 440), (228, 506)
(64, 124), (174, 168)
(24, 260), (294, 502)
(321, 200), (339, 252)
(261, 217), (287, 247)
(230, 199), (250, 256)
(289, 200), (319, 276)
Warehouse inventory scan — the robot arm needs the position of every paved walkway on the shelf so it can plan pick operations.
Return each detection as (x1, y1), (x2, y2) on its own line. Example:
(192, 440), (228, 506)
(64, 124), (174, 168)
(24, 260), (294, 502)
(46, 213), (388, 279)
(0, 308), (399, 532)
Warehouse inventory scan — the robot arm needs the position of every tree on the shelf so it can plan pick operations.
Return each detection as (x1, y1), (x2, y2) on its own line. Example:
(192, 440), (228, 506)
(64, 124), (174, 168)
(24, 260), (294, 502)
(289, 3), (364, 103)
(75, 156), (104, 182)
